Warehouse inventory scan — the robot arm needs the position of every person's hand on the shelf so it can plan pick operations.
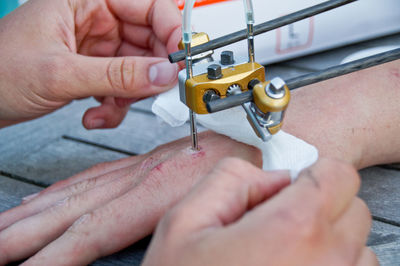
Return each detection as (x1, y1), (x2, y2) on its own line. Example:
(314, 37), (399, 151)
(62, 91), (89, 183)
(143, 158), (378, 266)
(0, 131), (261, 265)
(0, 0), (181, 129)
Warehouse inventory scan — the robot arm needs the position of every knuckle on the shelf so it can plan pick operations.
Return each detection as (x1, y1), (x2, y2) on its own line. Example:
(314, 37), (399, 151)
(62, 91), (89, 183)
(64, 212), (102, 256)
(69, 211), (96, 232)
(50, 191), (90, 220)
(140, 169), (164, 195)
(106, 58), (138, 95)
(68, 178), (98, 195)
(310, 158), (360, 191)
(139, 155), (161, 172)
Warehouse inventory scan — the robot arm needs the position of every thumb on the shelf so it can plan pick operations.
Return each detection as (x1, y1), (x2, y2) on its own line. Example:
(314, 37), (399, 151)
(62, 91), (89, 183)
(63, 54), (179, 99)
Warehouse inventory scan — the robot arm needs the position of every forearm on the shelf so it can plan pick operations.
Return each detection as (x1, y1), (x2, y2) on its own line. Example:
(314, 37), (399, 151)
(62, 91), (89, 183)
(283, 60), (400, 169)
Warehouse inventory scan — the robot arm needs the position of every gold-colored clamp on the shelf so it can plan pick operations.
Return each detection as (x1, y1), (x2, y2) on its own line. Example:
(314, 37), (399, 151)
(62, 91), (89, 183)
(178, 32), (210, 51)
(178, 33), (290, 141)
(185, 62), (265, 114)
(247, 78), (291, 140)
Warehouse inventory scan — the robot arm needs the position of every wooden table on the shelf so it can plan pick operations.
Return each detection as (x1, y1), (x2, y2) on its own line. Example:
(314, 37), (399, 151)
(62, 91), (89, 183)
(1, 33), (400, 265)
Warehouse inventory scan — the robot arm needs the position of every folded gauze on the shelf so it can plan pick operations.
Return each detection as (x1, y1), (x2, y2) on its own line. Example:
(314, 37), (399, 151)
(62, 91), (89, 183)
(152, 84), (318, 179)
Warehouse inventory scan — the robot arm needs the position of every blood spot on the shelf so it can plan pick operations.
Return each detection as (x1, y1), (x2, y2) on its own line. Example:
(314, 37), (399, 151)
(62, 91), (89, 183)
(390, 68), (400, 79)
(155, 163), (163, 171)
(191, 150), (205, 159)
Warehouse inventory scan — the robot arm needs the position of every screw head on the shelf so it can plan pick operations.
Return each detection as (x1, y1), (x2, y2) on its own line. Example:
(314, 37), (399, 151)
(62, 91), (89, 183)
(266, 77), (286, 99)
(207, 64), (223, 80)
(220, 51), (235, 65)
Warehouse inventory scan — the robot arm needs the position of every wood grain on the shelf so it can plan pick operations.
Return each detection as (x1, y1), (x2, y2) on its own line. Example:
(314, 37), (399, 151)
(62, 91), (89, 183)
(359, 167), (400, 224)
(1, 138), (127, 186)
(0, 175), (42, 212)
(369, 221), (400, 266)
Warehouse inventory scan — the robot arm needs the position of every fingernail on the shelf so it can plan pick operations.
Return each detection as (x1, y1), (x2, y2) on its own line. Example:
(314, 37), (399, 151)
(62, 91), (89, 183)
(22, 192), (39, 202)
(149, 61), (178, 86)
(89, 118), (105, 129)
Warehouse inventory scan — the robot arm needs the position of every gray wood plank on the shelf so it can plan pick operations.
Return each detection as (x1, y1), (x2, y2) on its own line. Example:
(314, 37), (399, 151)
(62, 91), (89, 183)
(359, 167), (400, 224)
(1, 137), (127, 186)
(369, 221), (400, 266)
(68, 109), (204, 155)
(0, 175), (42, 212)
(0, 99), (93, 165)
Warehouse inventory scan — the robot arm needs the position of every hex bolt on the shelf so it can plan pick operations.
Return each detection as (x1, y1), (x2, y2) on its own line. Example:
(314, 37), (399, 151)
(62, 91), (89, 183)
(266, 77), (286, 99)
(221, 51), (235, 65)
(207, 64), (223, 80)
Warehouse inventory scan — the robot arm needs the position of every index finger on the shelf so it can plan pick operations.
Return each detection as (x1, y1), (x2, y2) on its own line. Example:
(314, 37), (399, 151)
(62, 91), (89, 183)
(108, 0), (181, 52)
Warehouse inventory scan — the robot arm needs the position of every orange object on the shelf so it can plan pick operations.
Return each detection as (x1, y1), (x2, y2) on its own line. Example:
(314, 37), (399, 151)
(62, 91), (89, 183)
(174, 0), (233, 10)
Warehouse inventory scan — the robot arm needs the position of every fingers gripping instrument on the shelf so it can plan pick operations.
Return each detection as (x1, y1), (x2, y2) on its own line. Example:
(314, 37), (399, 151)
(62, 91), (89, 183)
(179, 0), (290, 148)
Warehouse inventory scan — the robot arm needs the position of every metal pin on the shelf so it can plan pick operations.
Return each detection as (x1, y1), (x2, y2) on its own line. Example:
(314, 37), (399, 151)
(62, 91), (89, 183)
(189, 110), (199, 150)
(184, 42), (199, 151)
(247, 23), (255, 63)
(169, 0), (357, 63)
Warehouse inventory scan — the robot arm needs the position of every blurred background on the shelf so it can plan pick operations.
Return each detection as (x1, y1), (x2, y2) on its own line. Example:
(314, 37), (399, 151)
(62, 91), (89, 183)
(0, 0), (27, 18)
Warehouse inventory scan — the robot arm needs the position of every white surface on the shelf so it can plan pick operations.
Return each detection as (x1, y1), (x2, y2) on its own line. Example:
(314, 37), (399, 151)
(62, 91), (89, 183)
(188, 0), (400, 64)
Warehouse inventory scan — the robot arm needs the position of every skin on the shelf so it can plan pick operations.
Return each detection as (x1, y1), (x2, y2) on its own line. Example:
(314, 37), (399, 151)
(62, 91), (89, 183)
(283, 60), (400, 169)
(0, 131), (262, 265)
(1, 0), (398, 265)
(143, 158), (378, 266)
(0, 0), (182, 129)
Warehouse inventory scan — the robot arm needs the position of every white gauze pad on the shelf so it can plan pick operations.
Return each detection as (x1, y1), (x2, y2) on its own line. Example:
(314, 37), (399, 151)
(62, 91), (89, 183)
(152, 85), (318, 179)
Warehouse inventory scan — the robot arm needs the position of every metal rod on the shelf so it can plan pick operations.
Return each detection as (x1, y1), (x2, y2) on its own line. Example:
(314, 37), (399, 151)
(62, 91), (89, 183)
(207, 48), (400, 113)
(184, 43), (194, 79)
(189, 110), (199, 150)
(169, 0), (357, 63)
(184, 42), (199, 151)
(247, 23), (255, 63)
